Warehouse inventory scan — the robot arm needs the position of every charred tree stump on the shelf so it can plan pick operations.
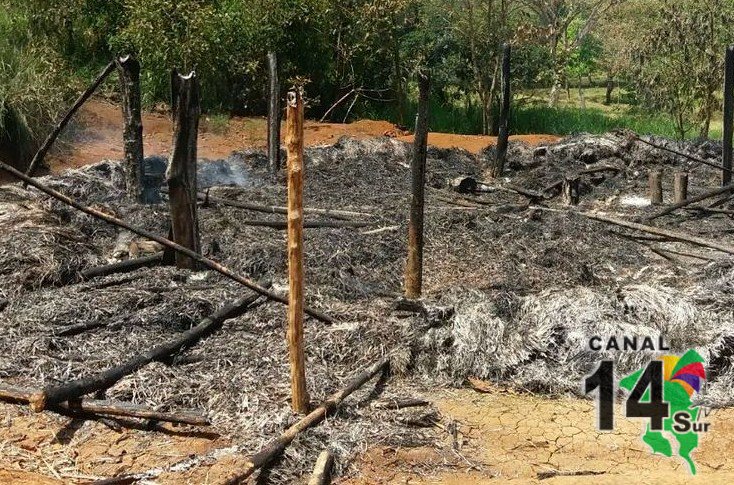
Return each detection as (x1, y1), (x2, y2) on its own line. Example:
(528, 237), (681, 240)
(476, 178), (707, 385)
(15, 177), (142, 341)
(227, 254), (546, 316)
(404, 70), (430, 300)
(267, 52), (281, 174)
(562, 177), (580, 206)
(286, 89), (309, 414)
(724, 46), (734, 186)
(27, 290), (263, 412)
(167, 71), (201, 270)
(674, 172), (689, 204)
(25, 61), (116, 177)
(221, 358), (390, 484)
(491, 43), (511, 179)
(649, 170), (663, 205)
(116, 56), (145, 202)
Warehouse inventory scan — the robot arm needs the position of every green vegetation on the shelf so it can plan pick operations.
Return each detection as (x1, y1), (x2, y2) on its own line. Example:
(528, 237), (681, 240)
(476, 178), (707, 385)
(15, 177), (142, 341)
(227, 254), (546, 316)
(1, 0), (734, 164)
(0, 5), (78, 162)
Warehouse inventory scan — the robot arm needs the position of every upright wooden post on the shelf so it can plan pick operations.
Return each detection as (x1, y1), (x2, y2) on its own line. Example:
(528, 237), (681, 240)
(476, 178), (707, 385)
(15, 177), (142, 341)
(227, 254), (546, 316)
(167, 71), (201, 270)
(674, 172), (689, 204)
(405, 70), (430, 300)
(267, 52), (281, 174)
(724, 45), (734, 186)
(286, 88), (308, 414)
(492, 43), (512, 178)
(649, 170), (663, 205)
(116, 55), (145, 202)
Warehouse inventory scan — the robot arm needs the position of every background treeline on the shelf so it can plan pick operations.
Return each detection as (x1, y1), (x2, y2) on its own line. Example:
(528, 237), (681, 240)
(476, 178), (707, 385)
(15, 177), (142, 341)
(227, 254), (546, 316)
(2, 0), (734, 161)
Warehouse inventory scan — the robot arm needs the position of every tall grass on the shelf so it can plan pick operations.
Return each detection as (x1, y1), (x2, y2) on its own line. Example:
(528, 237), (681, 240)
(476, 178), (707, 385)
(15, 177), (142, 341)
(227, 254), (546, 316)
(361, 96), (711, 140)
(0, 7), (77, 167)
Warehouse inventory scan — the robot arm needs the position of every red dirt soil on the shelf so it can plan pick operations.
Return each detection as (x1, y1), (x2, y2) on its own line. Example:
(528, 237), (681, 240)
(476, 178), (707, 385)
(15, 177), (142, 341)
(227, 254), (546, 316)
(41, 99), (557, 173)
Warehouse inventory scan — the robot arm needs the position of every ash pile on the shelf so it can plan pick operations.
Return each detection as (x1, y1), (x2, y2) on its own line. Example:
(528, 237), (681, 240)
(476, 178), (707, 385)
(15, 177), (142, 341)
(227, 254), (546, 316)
(1, 132), (734, 481)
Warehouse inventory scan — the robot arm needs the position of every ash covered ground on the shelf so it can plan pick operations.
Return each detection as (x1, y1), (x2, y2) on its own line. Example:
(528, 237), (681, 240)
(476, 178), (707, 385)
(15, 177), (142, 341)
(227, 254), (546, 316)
(1, 132), (734, 481)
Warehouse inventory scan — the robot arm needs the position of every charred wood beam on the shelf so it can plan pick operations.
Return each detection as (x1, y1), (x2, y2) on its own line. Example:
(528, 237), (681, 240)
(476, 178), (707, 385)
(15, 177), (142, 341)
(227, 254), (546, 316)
(25, 61), (116, 178)
(0, 161), (334, 325)
(241, 219), (370, 229)
(27, 290), (264, 412)
(79, 253), (166, 281)
(0, 383), (209, 426)
(221, 358), (390, 484)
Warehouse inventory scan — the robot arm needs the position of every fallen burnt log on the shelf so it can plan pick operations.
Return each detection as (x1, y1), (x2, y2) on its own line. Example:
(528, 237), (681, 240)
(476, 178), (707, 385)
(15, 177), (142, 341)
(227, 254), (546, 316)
(220, 358), (390, 484)
(196, 191), (374, 221)
(0, 383), (208, 426)
(574, 211), (734, 255)
(79, 253), (166, 281)
(25, 61), (117, 178)
(28, 289), (263, 412)
(0, 161), (334, 325)
(645, 183), (734, 221)
(242, 219), (371, 229)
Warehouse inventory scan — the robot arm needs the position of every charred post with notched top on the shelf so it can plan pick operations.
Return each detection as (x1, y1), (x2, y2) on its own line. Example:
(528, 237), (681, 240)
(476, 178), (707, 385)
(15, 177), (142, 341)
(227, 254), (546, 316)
(405, 69), (430, 300)
(116, 55), (145, 202)
(167, 70), (201, 270)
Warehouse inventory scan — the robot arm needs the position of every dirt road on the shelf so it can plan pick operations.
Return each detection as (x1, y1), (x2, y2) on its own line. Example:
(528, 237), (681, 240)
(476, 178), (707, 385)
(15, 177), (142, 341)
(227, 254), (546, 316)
(2, 384), (730, 484)
(43, 99), (557, 174)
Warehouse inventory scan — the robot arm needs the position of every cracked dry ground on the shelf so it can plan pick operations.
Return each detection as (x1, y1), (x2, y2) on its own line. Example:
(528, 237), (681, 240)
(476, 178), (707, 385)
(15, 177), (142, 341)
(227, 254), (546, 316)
(1, 386), (733, 484)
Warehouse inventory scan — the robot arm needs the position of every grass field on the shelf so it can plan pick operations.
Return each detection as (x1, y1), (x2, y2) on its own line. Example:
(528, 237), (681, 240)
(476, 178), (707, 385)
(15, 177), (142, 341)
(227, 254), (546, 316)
(364, 85), (723, 140)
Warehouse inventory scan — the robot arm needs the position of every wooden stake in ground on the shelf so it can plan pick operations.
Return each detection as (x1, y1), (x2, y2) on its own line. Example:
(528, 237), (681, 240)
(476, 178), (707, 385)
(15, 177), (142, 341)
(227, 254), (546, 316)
(167, 71), (201, 270)
(724, 45), (734, 186)
(116, 55), (145, 202)
(0, 161), (334, 324)
(221, 358), (390, 484)
(267, 52), (281, 173)
(286, 89), (309, 414)
(674, 172), (688, 204)
(492, 43), (512, 178)
(25, 61), (116, 177)
(308, 449), (334, 485)
(405, 70), (430, 300)
(649, 170), (663, 205)
(645, 182), (734, 221)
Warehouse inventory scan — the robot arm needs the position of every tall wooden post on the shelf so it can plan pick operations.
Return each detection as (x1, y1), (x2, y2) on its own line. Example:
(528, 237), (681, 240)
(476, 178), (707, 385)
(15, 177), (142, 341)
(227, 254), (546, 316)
(674, 172), (689, 204)
(167, 71), (201, 270)
(649, 170), (663, 205)
(404, 70), (430, 300)
(492, 43), (511, 178)
(286, 89), (308, 414)
(723, 45), (734, 186)
(267, 52), (281, 174)
(116, 55), (145, 202)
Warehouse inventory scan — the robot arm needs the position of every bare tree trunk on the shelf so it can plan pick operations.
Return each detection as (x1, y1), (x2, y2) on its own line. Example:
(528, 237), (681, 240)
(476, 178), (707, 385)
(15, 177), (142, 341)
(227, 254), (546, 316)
(167, 71), (201, 270)
(267, 52), (281, 174)
(605, 74), (614, 105)
(404, 70), (430, 300)
(116, 56), (145, 202)
(578, 75), (586, 109)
